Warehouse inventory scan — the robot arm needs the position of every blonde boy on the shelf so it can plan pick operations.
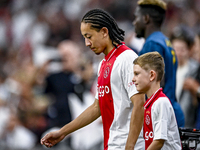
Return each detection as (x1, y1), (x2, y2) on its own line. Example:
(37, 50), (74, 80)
(132, 52), (182, 150)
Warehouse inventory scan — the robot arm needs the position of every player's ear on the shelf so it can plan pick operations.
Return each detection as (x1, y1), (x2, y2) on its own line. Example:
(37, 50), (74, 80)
(149, 70), (156, 81)
(101, 27), (109, 38)
(143, 14), (150, 24)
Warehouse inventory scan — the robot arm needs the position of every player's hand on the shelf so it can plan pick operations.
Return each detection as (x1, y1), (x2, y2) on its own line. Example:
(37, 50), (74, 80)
(40, 130), (65, 148)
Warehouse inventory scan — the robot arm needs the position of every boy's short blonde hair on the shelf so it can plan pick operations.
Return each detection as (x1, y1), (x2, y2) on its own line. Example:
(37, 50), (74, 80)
(133, 51), (165, 81)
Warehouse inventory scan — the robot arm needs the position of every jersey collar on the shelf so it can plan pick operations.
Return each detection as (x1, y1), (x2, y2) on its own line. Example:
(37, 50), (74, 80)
(105, 42), (125, 61)
(144, 88), (163, 108)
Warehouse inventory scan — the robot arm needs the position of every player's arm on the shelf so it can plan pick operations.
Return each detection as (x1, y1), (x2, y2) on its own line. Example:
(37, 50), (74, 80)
(125, 93), (145, 150)
(147, 139), (165, 150)
(41, 99), (101, 148)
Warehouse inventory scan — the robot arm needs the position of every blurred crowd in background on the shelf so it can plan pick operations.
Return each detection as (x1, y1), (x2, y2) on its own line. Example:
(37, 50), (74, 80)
(0, 0), (200, 150)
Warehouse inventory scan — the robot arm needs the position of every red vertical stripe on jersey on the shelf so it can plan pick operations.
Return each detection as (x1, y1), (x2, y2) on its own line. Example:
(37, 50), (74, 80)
(144, 88), (165, 149)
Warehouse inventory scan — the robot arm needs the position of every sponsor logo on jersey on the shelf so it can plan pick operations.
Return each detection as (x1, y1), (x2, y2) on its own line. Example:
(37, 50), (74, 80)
(145, 131), (154, 141)
(98, 85), (110, 97)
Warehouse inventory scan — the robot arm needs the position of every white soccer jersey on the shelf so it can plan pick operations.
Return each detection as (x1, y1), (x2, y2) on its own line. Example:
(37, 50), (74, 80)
(95, 44), (144, 150)
(144, 88), (181, 150)
(152, 98), (182, 150)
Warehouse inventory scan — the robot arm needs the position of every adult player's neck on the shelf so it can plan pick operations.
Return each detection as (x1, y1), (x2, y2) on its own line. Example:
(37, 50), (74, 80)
(145, 26), (161, 39)
(104, 42), (118, 56)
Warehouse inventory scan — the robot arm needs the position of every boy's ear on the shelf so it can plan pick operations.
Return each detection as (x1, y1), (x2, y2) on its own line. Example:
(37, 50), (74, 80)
(150, 70), (156, 81)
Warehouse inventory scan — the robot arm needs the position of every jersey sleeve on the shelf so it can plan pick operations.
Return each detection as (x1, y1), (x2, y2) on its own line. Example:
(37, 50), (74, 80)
(121, 50), (139, 99)
(151, 97), (173, 141)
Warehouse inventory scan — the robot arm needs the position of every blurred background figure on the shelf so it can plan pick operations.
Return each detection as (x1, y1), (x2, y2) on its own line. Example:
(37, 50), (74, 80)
(191, 30), (200, 62)
(0, 111), (37, 149)
(181, 31), (200, 129)
(170, 25), (199, 128)
(43, 40), (81, 130)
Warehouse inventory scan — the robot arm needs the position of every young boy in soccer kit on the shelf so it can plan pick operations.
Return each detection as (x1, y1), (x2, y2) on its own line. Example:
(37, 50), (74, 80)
(132, 51), (182, 150)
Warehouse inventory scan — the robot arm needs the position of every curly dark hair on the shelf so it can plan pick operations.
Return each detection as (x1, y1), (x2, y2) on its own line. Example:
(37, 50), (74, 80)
(81, 8), (125, 47)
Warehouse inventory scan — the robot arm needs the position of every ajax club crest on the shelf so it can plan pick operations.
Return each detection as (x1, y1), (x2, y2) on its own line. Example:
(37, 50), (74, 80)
(145, 115), (150, 125)
(104, 67), (110, 78)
